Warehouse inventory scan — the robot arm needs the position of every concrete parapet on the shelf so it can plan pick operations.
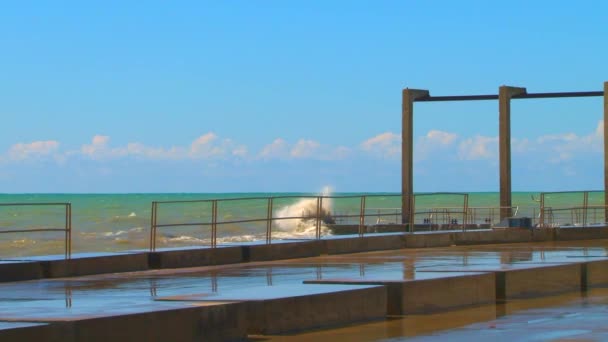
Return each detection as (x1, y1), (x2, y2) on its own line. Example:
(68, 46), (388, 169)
(403, 232), (452, 248)
(306, 272), (495, 315)
(0, 261), (44, 282)
(149, 246), (243, 269)
(323, 234), (405, 254)
(555, 227), (608, 241)
(453, 229), (532, 245)
(583, 259), (608, 288)
(0, 322), (71, 342)
(242, 240), (323, 262)
(242, 285), (386, 334)
(496, 263), (582, 301)
(67, 303), (246, 342)
(42, 253), (149, 278)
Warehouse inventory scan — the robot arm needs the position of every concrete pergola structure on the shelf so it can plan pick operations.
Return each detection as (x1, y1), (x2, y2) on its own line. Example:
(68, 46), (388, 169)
(401, 82), (608, 225)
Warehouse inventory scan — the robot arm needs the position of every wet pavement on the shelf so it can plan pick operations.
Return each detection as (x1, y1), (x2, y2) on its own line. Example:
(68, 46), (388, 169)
(0, 239), (607, 340)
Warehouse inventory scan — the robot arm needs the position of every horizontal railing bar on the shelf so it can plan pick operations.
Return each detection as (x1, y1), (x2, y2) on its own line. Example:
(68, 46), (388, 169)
(0, 228), (66, 234)
(0, 202), (70, 206)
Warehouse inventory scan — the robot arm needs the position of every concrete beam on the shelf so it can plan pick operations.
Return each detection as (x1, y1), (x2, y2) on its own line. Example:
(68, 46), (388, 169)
(402, 88), (429, 226)
(498, 86), (526, 220)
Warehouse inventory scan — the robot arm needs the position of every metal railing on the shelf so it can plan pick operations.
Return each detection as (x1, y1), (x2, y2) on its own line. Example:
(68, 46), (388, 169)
(539, 190), (607, 228)
(149, 194), (407, 251)
(0, 202), (72, 258)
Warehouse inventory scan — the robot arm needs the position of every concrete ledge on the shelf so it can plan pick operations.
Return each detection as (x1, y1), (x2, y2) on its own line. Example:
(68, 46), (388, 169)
(70, 304), (246, 342)
(42, 253), (149, 278)
(243, 285), (386, 335)
(324, 234), (405, 254)
(306, 272), (495, 315)
(0, 322), (71, 342)
(583, 259), (608, 288)
(403, 233), (452, 248)
(243, 240), (322, 262)
(496, 263), (582, 301)
(453, 229), (533, 245)
(149, 246), (243, 269)
(0, 261), (44, 282)
(555, 227), (608, 241)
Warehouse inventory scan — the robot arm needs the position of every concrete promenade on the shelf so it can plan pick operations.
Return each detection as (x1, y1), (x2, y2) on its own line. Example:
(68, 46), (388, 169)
(1, 228), (608, 341)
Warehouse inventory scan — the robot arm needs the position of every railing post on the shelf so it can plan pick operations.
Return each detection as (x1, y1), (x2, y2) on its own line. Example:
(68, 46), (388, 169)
(539, 194), (545, 227)
(315, 197), (323, 240)
(266, 197), (273, 244)
(211, 200), (218, 248)
(463, 194), (469, 232)
(359, 196), (366, 236)
(65, 203), (72, 259)
(149, 201), (157, 252)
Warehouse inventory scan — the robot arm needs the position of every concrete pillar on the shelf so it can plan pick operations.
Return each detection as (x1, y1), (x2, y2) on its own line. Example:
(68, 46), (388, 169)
(402, 89), (429, 226)
(604, 82), (608, 222)
(499, 86), (526, 220)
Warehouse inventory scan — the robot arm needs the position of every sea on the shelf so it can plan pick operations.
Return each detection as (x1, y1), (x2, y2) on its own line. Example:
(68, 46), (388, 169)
(0, 191), (605, 258)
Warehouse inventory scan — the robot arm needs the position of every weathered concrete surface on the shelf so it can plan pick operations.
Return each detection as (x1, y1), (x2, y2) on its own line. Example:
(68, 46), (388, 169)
(498, 263), (582, 300)
(42, 253), (149, 278)
(584, 258), (608, 288)
(0, 261), (43, 282)
(70, 303), (247, 342)
(0, 322), (71, 342)
(157, 284), (386, 335)
(555, 227), (608, 241)
(403, 232), (452, 248)
(323, 234), (405, 254)
(149, 246), (243, 269)
(305, 272), (495, 315)
(243, 240), (323, 262)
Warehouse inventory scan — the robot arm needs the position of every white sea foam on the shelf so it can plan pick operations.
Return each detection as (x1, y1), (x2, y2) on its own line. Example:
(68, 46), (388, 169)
(273, 186), (334, 238)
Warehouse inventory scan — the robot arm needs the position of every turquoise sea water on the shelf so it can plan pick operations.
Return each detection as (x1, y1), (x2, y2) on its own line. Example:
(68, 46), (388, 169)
(0, 192), (605, 257)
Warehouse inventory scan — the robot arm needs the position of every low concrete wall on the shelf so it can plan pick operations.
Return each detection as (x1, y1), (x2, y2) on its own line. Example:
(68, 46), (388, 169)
(0, 262), (44, 282)
(496, 263), (582, 301)
(398, 273), (495, 314)
(42, 253), (149, 278)
(245, 285), (386, 335)
(0, 322), (71, 342)
(403, 233), (452, 248)
(149, 246), (243, 269)
(555, 227), (608, 241)
(71, 304), (247, 342)
(243, 240), (323, 262)
(306, 273), (495, 315)
(583, 259), (608, 288)
(323, 234), (405, 254)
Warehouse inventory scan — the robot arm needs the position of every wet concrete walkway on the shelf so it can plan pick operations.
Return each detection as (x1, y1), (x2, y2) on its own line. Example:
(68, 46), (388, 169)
(1, 239), (607, 341)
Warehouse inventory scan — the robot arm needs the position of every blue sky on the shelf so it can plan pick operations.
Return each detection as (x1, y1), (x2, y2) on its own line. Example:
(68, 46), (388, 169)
(0, 1), (607, 193)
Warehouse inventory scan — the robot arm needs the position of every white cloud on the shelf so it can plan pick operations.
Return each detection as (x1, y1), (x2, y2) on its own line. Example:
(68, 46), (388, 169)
(416, 130), (458, 160)
(458, 135), (498, 160)
(8, 140), (60, 161)
(360, 132), (401, 159)
(259, 138), (289, 160)
(290, 139), (321, 158)
(189, 133), (225, 159)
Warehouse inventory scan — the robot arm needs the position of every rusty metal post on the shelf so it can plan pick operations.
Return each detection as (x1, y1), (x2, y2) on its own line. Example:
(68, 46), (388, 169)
(402, 88), (429, 228)
(499, 85), (526, 221)
(604, 82), (608, 222)
(149, 201), (157, 252)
